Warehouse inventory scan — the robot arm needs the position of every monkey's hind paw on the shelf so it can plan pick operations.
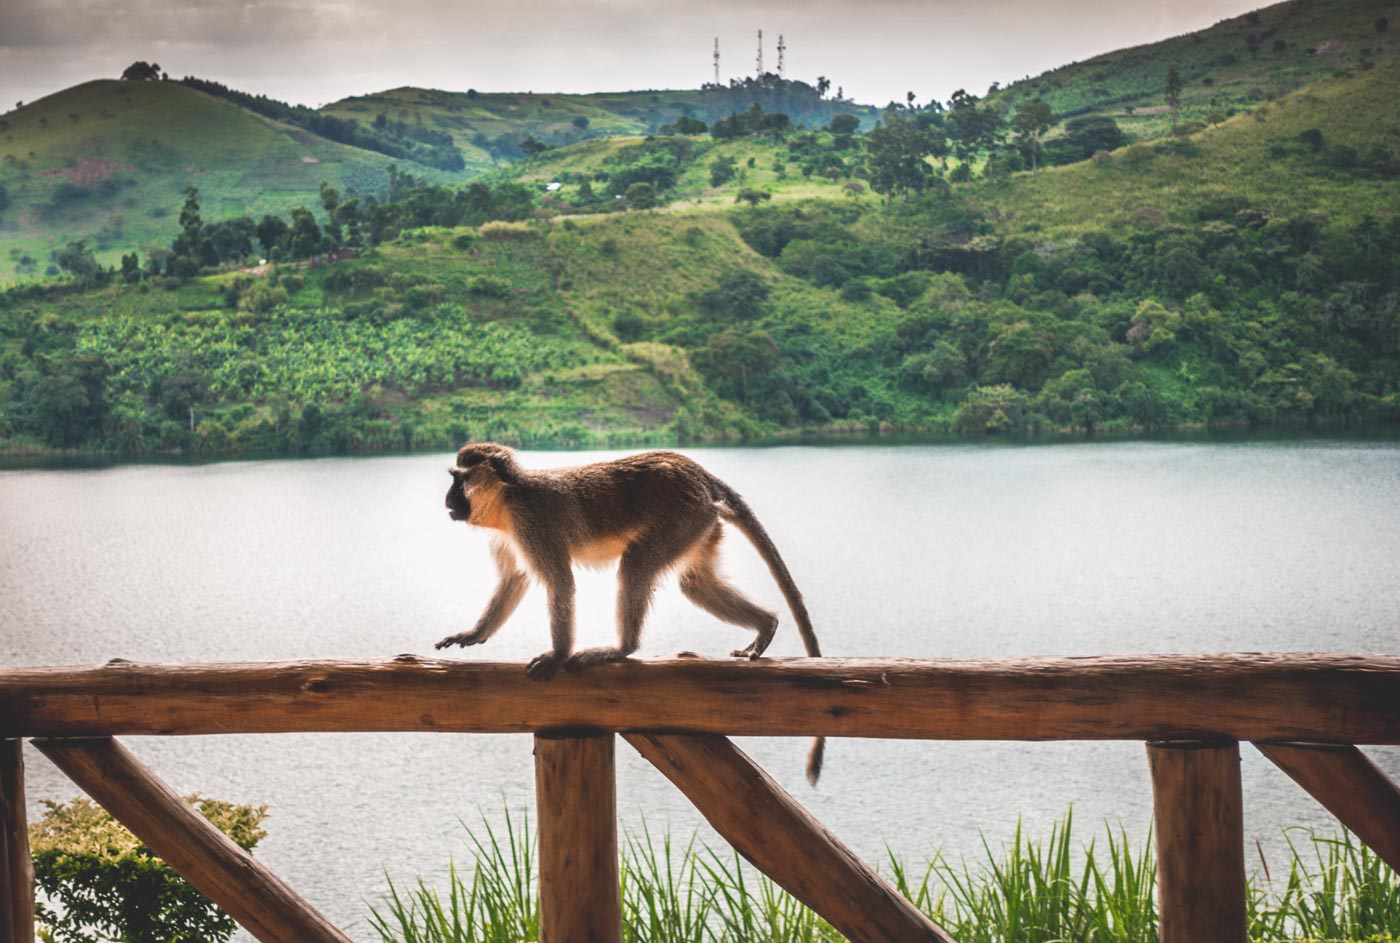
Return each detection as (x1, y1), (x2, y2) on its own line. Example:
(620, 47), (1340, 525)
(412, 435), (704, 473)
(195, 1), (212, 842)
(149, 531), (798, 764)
(731, 643), (769, 659)
(564, 647), (628, 672)
(526, 651), (564, 681)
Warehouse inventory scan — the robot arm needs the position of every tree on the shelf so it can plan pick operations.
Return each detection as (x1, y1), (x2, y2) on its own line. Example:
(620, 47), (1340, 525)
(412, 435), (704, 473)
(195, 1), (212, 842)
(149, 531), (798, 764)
(256, 214), (289, 257)
(120, 61), (161, 81)
(55, 240), (100, 284)
(625, 181), (657, 210)
(946, 89), (1003, 170)
(694, 270), (771, 321)
(1012, 99), (1055, 175)
(864, 114), (937, 200)
(287, 208), (326, 259)
(1165, 65), (1183, 133)
(816, 76), (831, 98)
(734, 188), (772, 206)
(173, 186), (209, 265)
(664, 116), (707, 135)
(828, 113), (860, 135)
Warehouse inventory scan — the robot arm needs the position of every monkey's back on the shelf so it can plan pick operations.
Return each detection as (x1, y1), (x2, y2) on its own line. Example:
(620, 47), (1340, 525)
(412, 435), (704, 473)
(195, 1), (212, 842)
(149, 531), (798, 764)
(541, 451), (719, 540)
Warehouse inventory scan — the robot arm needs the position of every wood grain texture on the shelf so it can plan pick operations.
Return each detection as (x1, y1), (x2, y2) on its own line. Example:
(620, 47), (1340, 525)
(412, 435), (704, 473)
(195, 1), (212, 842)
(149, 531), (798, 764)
(534, 733), (622, 943)
(1, 740), (34, 943)
(1255, 742), (1400, 873)
(626, 733), (954, 943)
(31, 737), (351, 943)
(2, 654), (1399, 743)
(1148, 741), (1247, 943)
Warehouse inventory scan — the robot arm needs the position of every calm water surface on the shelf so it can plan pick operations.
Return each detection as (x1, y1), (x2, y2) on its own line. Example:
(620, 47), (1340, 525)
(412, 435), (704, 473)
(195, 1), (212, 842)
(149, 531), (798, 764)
(3, 440), (1398, 939)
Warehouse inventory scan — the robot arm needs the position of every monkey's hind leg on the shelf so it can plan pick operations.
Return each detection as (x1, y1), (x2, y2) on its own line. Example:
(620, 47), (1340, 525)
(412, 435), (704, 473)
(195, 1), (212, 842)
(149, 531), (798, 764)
(566, 526), (700, 672)
(678, 526), (779, 659)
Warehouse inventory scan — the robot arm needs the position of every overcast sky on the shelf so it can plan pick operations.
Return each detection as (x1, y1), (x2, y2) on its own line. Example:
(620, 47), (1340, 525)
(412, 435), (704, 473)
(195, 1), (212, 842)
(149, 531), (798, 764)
(2, 0), (1267, 111)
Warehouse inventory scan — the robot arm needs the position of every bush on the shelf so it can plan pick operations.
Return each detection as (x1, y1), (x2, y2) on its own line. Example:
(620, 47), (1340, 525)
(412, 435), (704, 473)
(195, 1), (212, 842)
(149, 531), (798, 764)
(467, 276), (512, 299)
(479, 221), (540, 241)
(31, 795), (267, 943)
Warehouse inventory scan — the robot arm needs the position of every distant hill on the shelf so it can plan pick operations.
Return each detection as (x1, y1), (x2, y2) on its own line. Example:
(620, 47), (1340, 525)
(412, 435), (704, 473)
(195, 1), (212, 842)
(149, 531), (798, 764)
(0, 80), (448, 277)
(990, 0), (1399, 142)
(319, 83), (879, 172)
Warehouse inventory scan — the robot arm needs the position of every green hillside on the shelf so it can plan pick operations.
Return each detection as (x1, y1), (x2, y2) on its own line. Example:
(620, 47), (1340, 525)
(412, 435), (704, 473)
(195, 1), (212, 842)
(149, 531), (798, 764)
(985, 63), (1400, 235)
(1, 0), (1397, 458)
(0, 80), (446, 277)
(991, 0), (1399, 142)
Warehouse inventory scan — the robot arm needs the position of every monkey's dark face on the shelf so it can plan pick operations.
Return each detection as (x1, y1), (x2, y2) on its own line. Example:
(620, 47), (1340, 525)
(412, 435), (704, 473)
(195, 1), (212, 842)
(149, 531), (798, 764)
(445, 469), (472, 522)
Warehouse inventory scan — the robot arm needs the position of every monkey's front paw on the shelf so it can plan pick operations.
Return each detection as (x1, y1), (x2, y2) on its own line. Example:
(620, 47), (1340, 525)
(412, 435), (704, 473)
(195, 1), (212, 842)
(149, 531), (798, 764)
(436, 630), (486, 649)
(526, 651), (563, 681)
(731, 643), (766, 659)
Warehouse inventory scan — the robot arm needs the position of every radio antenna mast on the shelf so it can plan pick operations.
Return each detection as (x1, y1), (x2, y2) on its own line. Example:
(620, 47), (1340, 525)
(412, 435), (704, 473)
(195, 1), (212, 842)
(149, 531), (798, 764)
(713, 37), (720, 85)
(756, 30), (763, 78)
(777, 34), (786, 79)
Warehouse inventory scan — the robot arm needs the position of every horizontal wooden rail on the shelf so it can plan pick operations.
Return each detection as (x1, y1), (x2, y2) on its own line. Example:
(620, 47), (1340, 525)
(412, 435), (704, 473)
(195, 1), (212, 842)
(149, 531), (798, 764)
(3, 654), (1399, 742)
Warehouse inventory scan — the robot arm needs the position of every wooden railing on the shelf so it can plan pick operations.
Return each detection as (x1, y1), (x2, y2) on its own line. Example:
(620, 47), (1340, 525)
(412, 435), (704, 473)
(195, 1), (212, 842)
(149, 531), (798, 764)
(2, 653), (1399, 943)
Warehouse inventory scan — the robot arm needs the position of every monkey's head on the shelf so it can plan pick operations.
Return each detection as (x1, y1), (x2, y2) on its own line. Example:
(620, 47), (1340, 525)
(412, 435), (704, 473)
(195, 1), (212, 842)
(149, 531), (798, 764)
(446, 442), (520, 524)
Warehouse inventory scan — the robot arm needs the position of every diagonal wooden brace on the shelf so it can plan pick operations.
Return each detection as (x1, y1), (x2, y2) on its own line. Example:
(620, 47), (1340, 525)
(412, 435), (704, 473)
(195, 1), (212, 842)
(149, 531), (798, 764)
(626, 733), (955, 943)
(31, 737), (352, 943)
(1255, 742), (1400, 873)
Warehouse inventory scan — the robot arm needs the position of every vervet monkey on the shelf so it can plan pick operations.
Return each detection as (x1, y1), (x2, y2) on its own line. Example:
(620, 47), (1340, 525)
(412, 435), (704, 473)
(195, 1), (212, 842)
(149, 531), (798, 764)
(436, 442), (826, 782)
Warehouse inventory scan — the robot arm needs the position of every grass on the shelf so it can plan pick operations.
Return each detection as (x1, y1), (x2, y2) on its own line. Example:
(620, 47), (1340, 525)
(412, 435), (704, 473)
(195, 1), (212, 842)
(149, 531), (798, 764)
(369, 810), (1400, 943)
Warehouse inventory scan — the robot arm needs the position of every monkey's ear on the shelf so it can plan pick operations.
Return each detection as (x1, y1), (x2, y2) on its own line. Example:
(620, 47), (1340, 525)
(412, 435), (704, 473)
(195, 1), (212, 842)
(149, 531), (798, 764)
(488, 454), (516, 483)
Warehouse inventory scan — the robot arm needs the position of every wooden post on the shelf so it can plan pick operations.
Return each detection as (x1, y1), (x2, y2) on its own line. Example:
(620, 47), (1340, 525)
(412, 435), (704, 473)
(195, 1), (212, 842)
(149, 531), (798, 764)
(534, 732), (621, 943)
(1, 740), (34, 943)
(1255, 742), (1400, 873)
(1147, 740), (1246, 943)
(32, 738), (351, 943)
(627, 733), (955, 943)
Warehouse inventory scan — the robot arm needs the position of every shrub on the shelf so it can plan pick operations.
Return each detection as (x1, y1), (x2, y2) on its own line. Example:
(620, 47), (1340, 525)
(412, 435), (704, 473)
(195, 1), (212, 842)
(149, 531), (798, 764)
(467, 276), (512, 298)
(953, 385), (1033, 434)
(31, 796), (267, 943)
(479, 221), (540, 241)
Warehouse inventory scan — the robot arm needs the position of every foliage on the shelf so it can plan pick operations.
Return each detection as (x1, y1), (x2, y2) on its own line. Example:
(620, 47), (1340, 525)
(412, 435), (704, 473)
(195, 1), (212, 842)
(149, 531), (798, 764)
(30, 796), (267, 943)
(864, 115), (942, 199)
(371, 812), (1400, 943)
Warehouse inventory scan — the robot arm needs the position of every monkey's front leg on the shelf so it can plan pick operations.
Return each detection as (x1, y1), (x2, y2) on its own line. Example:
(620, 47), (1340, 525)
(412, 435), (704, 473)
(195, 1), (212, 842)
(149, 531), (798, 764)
(525, 557), (575, 681)
(436, 540), (527, 650)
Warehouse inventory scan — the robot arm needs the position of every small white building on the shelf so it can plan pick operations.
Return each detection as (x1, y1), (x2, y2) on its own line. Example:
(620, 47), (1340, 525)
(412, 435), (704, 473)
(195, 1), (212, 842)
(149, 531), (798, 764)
(545, 182), (562, 192)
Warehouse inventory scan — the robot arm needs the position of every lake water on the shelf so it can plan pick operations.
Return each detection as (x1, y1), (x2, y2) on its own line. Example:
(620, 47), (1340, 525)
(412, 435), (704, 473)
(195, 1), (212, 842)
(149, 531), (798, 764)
(3, 439), (1399, 939)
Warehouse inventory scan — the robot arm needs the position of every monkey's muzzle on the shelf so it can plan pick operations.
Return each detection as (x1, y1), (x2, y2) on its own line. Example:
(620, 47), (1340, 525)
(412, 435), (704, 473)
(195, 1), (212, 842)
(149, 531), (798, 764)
(445, 481), (471, 522)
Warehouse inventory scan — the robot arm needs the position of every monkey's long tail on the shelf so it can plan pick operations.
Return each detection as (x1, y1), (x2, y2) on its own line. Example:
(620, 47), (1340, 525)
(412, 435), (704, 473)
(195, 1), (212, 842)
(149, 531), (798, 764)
(711, 477), (826, 786)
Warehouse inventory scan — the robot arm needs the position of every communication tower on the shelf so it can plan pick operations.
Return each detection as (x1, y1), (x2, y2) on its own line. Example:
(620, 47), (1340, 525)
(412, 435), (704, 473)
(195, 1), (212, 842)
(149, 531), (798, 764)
(777, 34), (786, 79)
(713, 37), (720, 85)
(756, 30), (764, 77)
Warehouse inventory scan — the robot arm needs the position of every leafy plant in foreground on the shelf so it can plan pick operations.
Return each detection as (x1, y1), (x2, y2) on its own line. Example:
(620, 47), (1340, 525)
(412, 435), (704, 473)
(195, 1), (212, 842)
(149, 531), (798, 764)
(30, 795), (267, 943)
